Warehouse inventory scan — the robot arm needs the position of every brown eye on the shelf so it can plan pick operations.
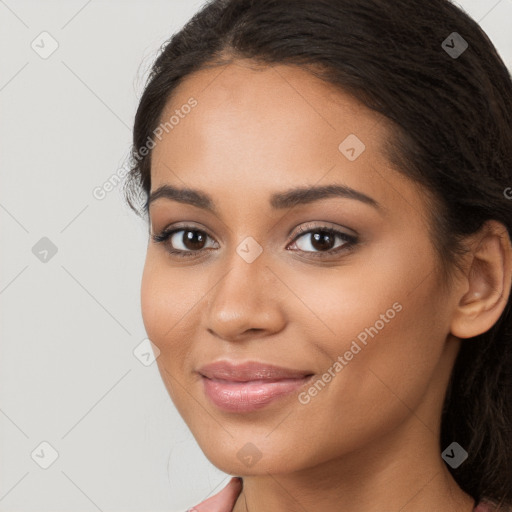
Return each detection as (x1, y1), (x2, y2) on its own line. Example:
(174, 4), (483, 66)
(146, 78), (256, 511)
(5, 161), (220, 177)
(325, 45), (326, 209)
(151, 227), (218, 257)
(290, 226), (357, 256)
(300, 231), (337, 252)
(174, 229), (208, 251)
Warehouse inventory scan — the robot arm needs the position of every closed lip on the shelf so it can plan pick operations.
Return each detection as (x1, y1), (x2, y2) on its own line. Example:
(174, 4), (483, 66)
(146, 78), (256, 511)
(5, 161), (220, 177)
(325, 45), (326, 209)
(197, 360), (314, 382)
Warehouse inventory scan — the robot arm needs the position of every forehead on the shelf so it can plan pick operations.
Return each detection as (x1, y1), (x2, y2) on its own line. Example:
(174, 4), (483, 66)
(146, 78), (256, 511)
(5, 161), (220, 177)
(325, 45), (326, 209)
(149, 60), (416, 214)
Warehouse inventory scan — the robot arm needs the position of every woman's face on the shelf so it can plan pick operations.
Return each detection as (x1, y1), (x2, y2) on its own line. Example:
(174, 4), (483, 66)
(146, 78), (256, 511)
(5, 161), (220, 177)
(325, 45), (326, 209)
(142, 60), (462, 476)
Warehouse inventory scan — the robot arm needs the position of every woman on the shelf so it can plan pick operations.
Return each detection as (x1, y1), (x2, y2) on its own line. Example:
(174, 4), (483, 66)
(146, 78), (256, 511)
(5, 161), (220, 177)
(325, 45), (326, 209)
(124, 0), (512, 510)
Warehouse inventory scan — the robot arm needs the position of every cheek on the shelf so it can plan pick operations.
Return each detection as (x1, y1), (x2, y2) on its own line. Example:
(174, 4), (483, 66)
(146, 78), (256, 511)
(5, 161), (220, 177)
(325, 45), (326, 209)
(263, 292), (446, 471)
(287, 240), (449, 428)
(140, 255), (167, 344)
(140, 252), (202, 362)
(140, 253), (207, 417)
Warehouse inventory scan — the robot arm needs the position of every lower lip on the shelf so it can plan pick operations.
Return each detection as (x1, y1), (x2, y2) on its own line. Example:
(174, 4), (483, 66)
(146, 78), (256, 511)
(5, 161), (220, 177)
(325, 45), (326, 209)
(201, 376), (313, 413)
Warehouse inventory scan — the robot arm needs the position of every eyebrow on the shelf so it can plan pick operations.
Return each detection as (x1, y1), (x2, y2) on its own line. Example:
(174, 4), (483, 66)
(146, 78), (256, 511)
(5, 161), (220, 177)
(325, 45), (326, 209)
(147, 183), (381, 213)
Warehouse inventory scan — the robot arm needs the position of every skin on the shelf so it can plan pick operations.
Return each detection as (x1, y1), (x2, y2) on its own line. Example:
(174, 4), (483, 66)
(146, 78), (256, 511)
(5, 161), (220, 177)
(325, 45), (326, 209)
(141, 60), (512, 512)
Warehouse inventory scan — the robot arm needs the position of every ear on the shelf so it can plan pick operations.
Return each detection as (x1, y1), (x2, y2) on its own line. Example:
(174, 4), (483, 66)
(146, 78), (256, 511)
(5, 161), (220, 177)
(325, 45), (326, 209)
(450, 220), (512, 339)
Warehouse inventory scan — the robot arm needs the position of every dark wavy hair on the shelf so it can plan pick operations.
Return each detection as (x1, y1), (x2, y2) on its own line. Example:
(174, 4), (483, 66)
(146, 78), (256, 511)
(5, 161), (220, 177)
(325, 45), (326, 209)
(124, 0), (512, 507)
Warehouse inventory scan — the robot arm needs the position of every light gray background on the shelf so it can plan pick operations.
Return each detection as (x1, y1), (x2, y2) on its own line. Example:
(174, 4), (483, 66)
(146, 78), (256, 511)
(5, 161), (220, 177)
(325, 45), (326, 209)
(1, 1), (511, 511)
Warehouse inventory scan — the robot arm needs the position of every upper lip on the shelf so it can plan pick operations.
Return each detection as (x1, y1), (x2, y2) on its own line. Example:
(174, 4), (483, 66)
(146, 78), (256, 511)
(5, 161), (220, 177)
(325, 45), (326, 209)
(198, 361), (314, 382)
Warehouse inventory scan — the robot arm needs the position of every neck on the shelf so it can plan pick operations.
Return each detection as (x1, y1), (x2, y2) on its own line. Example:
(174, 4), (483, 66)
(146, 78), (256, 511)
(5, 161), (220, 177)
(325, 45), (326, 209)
(232, 416), (475, 512)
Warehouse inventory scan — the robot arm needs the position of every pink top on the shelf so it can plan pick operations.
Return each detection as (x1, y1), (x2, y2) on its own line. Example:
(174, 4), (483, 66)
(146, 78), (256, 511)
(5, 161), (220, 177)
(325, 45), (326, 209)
(474, 503), (502, 512)
(188, 477), (507, 511)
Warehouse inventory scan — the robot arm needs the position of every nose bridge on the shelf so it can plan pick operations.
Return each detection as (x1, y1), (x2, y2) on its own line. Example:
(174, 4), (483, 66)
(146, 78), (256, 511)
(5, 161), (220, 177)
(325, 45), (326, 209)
(205, 236), (284, 339)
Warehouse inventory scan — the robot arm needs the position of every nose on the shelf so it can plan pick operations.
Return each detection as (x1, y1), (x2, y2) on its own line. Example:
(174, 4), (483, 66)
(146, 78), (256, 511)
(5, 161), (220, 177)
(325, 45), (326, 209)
(204, 247), (286, 342)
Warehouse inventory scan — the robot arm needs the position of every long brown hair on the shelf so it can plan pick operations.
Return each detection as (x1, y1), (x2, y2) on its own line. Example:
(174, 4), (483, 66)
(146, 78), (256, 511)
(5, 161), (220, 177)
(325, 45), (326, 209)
(124, 0), (512, 507)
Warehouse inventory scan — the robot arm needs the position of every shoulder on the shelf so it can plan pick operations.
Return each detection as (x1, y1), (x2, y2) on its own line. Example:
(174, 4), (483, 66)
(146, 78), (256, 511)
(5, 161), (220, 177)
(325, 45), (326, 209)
(185, 477), (242, 512)
(474, 499), (512, 512)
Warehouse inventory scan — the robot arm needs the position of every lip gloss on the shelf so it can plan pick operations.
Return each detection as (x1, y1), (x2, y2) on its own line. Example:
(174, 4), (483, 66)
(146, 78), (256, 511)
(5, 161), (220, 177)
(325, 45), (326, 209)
(202, 376), (312, 412)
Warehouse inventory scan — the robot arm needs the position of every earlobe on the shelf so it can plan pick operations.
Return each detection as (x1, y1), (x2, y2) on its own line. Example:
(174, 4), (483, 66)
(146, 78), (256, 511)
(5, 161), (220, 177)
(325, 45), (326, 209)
(450, 220), (512, 339)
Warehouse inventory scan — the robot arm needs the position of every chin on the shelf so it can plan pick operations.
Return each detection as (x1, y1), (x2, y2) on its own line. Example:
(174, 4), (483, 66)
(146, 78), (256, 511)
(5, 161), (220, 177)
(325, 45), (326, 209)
(191, 429), (316, 476)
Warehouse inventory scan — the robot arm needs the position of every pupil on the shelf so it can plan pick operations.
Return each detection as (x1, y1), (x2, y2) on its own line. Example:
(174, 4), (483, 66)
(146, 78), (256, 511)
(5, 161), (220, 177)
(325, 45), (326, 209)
(185, 230), (205, 250)
(312, 231), (334, 251)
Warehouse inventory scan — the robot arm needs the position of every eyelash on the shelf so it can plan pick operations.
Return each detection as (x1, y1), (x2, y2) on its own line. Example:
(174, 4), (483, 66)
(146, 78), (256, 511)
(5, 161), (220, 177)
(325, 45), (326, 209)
(151, 222), (358, 260)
